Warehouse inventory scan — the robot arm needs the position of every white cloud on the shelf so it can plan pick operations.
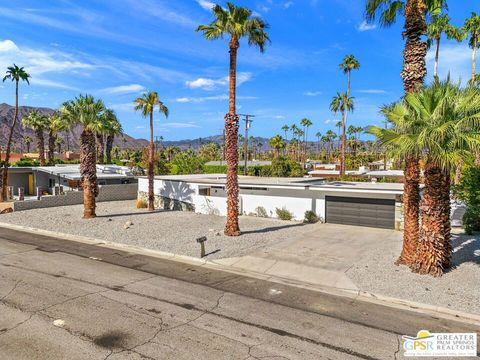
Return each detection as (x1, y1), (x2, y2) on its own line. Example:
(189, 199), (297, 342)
(274, 115), (285, 119)
(358, 21), (376, 32)
(0, 40), (18, 52)
(304, 91), (322, 97)
(176, 94), (257, 103)
(100, 84), (146, 95)
(426, 43), (472, 83)
(284, 1), (294, 9)
(358, 89), (387, 94)
(196, 0), (215, 11)
(186, 72), (252, 90)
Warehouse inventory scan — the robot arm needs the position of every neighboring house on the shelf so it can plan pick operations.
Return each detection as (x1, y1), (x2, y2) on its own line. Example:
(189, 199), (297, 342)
(308, 167), (405, 182)
(138, 174), (405, 230)
(8, 164), (137, 196)
(205, 160), (272, 167)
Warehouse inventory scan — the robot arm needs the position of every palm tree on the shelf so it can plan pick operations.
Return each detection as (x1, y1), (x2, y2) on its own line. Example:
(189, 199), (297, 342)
(426, 14), (459, 78)
(22, 111), (48, 166)
(330, 92), (354, 175)
(462, 12), (480, 88)
(325, 130), (337, 163)
(315, 131), (322, 153)
(339, 54), (360, 145)
(60, 95), (105, 219)
(55, 137), (64, 154)
(1, 64), (30, 201)
(365, 0), (445, 266)
(197, 3), (270, 236)
(369, 81), (480, 276)
(269, 135), (285, 158)
(47, 113), (69, 164)
(281, 124), (290, 141)
(134, 92), (169, 211)
(23, 135), (32, 153)
(104, 111), (123, 164)
(300, 118), (313, 165)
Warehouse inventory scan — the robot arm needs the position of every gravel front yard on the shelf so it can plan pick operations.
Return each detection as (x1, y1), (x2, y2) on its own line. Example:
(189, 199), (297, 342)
(347, 229), (480, 315)
(0, 200), (306, 260)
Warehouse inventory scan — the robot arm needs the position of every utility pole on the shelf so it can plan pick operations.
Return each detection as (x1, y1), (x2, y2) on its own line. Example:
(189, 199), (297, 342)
(239, 114), (255, 176)
(383, 120), (388, 171)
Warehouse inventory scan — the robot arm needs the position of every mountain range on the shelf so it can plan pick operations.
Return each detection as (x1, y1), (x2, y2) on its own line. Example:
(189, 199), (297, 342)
(0, 103), (272, 152)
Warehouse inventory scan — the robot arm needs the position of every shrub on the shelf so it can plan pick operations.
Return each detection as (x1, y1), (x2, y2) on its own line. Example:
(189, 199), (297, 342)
(255, 206), (268, 218)
(136, 199), (148, 209)
(270, 157), (305, 177)
(276, 207), (293, 221)
(454, 166), (480, 234)
(304, 210), (319, 223)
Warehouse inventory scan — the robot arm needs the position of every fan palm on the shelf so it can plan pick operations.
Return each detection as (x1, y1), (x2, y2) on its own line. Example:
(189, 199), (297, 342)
(104, 111), (123, 164)
(462, 12), (480, 88)
(281, 124), (290, 141)
(1, 64), (30, 201)
(60, 95), (106, 219)
(315, 131), (322, 153)
(22, 111), (49, 166)
(426, 14), (459, 78)
(23, 135), (32, 153)
(197, 3), (270, 236)
(300, 118), (313, 165)
(365, 0), (445, 266)
(269, 135), (285, 158)
(369, 81), (480, 275)
(134, 91), (169, 211)
(330, 92), (354, 175)
(47, 113), (70, 164)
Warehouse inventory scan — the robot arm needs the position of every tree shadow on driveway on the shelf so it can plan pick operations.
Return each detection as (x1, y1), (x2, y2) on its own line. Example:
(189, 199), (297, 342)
(449, 232), (480, 269)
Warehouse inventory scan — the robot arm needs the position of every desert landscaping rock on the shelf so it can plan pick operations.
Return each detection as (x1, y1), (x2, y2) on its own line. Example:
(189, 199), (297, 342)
(0, 200), (305, 260)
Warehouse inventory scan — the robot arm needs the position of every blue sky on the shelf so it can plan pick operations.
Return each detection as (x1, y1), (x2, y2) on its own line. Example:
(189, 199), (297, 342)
(0, 0), (479, 141)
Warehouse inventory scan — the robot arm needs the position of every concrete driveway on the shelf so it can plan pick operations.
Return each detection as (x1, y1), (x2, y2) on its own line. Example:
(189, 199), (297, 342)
(213, 223), (402, 291)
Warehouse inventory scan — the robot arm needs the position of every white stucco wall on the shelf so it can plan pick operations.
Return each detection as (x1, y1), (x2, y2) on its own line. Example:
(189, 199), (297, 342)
(139, 178), (401, 223)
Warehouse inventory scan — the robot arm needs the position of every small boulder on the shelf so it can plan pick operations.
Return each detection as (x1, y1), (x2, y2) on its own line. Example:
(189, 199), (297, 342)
(125, 221), (133, 227)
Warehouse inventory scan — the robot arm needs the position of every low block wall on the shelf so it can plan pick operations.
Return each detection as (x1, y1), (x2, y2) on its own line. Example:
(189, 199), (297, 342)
(12, 184), (137, 211)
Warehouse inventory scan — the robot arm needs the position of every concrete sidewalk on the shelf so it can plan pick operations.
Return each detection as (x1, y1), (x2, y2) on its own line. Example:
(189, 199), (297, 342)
(213, 224), (401, 291)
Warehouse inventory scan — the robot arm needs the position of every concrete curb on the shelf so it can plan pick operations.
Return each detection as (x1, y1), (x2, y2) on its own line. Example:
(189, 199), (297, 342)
(1, 221), (479, 327)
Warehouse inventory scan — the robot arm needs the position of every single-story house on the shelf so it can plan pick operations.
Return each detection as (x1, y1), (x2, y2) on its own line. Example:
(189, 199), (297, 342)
(205, 160), (272, 167)
(8, 164), (137, 196)
(138, 174), (404, 230)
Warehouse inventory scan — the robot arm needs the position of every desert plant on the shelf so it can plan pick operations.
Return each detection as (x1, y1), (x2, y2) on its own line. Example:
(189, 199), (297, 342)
(136, 198), (148, 209)
(304, 210), (319, 224)
(276, 207), (293, 221)
(255, 206), (268, 218)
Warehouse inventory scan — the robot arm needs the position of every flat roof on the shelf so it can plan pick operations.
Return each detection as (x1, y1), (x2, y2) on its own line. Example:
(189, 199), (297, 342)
(150, 174), (404, 193)
(10, 164), (135, 180)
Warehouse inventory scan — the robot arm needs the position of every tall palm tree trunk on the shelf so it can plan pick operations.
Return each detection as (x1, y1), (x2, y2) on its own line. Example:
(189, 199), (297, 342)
(396, 156), (420, 265)
(148, 111), (155, 211)
(48, 130), (56, 164)
(106, 135), (114, 164)
(340, 110), (346, 175)
(37, 129), (46, 166)
(397, 0), (427, 268)
(411, 162), (451, 276)
(224, 35), (241, 236)
(80, 130), (97, 219)
(433, 35), (440, 78)
(0, 80), (19, 201)
(96, 133), (105, 164)
(471, 34), (477, 88)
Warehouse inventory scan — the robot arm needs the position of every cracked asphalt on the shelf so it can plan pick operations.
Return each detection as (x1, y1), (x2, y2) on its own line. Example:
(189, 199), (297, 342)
(0, 228), (478, 359)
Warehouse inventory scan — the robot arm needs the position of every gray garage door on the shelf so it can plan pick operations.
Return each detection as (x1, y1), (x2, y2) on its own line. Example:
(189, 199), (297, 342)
(326, 196), (395, 229)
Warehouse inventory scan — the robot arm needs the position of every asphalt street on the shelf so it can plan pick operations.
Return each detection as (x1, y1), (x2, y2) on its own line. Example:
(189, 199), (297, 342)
(0, 227), (478, 359)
